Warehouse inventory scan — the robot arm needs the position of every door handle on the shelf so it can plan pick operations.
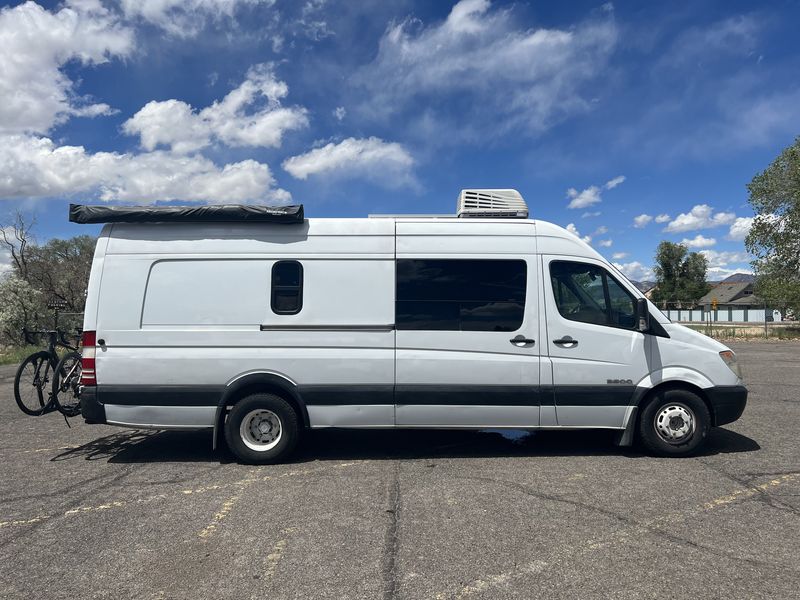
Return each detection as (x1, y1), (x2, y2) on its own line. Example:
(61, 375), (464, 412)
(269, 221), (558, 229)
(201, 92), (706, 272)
(510, 335), (535, 347)
(553, 336), (579, 347)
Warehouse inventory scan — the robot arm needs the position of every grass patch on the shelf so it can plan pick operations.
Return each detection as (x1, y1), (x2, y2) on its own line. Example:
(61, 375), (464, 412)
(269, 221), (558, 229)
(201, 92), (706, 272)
(0, 345), (40, 366)
(775, 326), (800, 340)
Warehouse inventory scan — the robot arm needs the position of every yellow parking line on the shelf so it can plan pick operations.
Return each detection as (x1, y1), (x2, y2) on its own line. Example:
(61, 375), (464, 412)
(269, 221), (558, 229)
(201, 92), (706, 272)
(197, 463), (356, 540)
(0, 461), (358, 530)
(198, 467), (283, 539)
(264, 527), (297, 581)
(198, 493), (245, 539)
(440, 472), (800, 599)
(65, 501), (126, 515)
(701, 473), (797, 510)
(0, 515), (51, 529)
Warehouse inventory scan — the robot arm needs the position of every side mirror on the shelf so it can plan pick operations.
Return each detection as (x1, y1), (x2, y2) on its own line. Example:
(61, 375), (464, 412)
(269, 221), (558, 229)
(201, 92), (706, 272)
(637, 298), (650, 332)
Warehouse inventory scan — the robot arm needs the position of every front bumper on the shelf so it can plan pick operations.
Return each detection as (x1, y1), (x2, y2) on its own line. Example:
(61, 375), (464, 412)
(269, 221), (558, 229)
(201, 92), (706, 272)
(80, 387), (106, 424)
(706, 385), (747, 426)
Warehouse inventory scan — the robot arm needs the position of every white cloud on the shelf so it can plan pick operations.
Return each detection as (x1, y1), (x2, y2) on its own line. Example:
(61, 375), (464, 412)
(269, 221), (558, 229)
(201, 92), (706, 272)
(355, 0), (617, 142)
(567, 186), (601, 209)
(613, 261), (654, 281)
(565, 223), (592, 244)
(727, 216), (754, 241)
(123, 65), (308, 153)
(633, 214), (653, 228)
(663, 204), (736, 233)
(634, 16), (800, 161)
(0, 134), (290, 203)
(567, 185), (602, 208)
(0, 230), (13, 276)
(611, 252), (628, 260)
(594, 225), (608, 235)
(662, 15), (759, 70)
(699, 249), (751, 269)
(706, 266), (754, 279)
(119, 0), (271, 37)
(699, 250), (753, 280)
(655, 213), (671, 223)
(333, 106), (346, 121)
(0, 1), (134, 134)
(567, 175), (625, 209)
(598, 239), (613, 247)
(680, 234), (716, 248)
(581, 211), (601, 218)
(282, 137), (415, 188)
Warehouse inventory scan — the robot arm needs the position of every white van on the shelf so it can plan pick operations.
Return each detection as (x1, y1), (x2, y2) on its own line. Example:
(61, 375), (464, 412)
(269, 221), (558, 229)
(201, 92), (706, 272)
(73, 190), (746, 463)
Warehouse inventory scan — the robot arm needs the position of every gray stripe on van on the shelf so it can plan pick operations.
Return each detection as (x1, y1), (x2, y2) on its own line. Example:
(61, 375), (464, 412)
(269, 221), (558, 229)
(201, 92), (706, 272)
(105, 404), (215, 429)
(96, 384), (635, 408)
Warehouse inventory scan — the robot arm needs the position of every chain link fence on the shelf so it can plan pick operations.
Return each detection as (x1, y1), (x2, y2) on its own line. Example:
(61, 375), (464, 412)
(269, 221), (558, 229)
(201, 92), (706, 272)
(654, 300), (800, 340)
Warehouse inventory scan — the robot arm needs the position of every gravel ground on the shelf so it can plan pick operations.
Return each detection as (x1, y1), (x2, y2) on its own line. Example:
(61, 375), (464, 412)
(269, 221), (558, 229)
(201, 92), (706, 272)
(0, 342), (798, 599)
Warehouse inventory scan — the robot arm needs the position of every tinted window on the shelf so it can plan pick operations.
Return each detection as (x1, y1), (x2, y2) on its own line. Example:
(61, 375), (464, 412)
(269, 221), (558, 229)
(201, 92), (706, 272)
(550, 261), (635, 328)
(271, 261), (303, 314)
(396, 259), (526, 331)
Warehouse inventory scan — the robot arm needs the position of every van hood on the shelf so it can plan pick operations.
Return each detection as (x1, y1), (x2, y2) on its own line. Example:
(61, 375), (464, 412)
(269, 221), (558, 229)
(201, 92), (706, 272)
(663, 322), (730, 353)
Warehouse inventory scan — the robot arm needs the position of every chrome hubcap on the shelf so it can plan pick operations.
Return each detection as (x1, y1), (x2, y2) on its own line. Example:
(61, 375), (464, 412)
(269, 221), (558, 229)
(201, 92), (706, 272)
(240, 409), (282, 451)
(654, 403), (695, 445)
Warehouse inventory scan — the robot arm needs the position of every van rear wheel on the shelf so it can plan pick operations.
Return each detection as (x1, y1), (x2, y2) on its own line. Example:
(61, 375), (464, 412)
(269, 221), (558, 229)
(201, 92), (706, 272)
(638, 389), (710, 457)
(224, 393), (299, 464)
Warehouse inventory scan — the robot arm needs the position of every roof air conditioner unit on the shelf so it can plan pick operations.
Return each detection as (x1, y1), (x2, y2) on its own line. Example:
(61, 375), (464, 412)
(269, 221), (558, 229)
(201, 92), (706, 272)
(456, 189), (528, 219)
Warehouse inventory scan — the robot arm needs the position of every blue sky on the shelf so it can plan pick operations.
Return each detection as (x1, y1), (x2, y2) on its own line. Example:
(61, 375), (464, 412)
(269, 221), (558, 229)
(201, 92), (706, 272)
(1, 0), (799, 281)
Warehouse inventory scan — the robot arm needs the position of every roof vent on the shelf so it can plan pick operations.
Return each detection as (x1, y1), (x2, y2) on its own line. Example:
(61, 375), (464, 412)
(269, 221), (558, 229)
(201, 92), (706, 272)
(456, 189), (528, 219)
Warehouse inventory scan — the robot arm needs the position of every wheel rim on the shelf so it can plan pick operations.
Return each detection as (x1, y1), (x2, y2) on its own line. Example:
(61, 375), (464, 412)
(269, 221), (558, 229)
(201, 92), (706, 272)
(17, 358), (48, 412)
(56, 357), (82, 415)
(239, 409), (283, 451)
(654, 403), (695, 445)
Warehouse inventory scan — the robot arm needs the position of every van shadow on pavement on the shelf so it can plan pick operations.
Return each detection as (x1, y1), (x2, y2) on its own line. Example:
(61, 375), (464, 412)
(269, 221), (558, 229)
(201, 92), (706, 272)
(49, 426), (760, 464)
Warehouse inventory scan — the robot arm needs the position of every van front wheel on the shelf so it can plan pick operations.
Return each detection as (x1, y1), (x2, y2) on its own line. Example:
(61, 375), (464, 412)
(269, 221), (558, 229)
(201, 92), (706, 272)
(224, 394), (299, 464)
(638, 389), (710, 457)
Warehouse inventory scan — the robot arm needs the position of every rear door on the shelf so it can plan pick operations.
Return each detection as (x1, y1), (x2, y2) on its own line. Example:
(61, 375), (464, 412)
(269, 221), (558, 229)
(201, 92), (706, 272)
(394, 221), (541, 427)
(542, 256), (650, 427)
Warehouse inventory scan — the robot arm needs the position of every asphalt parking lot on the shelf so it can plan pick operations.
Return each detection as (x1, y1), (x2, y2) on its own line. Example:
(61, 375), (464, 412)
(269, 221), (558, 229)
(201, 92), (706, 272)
(1, 342), (798, 600)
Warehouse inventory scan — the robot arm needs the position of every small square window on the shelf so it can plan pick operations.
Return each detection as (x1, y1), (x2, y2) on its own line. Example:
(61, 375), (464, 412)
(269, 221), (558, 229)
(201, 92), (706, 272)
(271, 261), (303, 315)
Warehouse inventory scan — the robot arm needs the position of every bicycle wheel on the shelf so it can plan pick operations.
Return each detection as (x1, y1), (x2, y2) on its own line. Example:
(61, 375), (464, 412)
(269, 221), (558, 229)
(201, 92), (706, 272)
(14, 351), (55, 416)
(52, 351), (83, 417)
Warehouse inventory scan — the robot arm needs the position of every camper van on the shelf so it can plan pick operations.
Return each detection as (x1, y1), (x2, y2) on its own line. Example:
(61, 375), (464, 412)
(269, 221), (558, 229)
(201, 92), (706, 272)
(74, 190), (747, 463)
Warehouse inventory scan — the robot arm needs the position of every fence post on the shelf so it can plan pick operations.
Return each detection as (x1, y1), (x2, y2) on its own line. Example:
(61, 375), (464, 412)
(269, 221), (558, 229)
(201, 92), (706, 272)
(764, 303), (768, 338)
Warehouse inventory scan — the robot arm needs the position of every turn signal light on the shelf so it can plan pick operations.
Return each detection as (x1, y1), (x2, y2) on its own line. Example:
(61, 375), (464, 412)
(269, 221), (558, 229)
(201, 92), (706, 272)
(81, 330), (97, 386)
(719, 350), (742, 380)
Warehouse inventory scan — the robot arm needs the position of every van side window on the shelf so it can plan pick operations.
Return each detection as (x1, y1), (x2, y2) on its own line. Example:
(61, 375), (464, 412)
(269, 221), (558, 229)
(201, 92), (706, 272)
(396, 259), (526, 331)
(271, 261), (303, 315)
(550, 261), (635, 328)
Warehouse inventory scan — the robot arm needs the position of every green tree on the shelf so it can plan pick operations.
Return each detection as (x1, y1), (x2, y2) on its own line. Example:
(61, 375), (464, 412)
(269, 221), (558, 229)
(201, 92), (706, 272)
(0, 276), (44, 345)
(0, 213), (93, 345)
(651, 241), (711, 306)
(24, 235), (97, 313)
(745, 136), (800, 313)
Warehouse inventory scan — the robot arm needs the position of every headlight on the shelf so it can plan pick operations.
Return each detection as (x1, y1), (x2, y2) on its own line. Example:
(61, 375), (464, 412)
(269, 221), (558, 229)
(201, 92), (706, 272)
(719, 350), (742, 380)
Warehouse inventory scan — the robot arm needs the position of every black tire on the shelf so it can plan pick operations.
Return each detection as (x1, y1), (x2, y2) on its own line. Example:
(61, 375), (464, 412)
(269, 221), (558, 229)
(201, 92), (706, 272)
(224, 393), (299, 464)
(52, 351), (83, 417)
(14, 351), (55, 416)
(638, 388), (711, 457)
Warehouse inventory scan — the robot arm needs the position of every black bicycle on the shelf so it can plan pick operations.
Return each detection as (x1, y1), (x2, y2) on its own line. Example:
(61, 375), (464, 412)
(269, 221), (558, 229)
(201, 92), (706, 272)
(13, 329), (81, 417)
(52, 348), (83, 417)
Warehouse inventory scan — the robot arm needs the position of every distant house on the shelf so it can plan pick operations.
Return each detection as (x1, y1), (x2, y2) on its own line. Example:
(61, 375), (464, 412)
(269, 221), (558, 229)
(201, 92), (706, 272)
(664, 281), (773, 323)
(697, 282), (759, 308)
